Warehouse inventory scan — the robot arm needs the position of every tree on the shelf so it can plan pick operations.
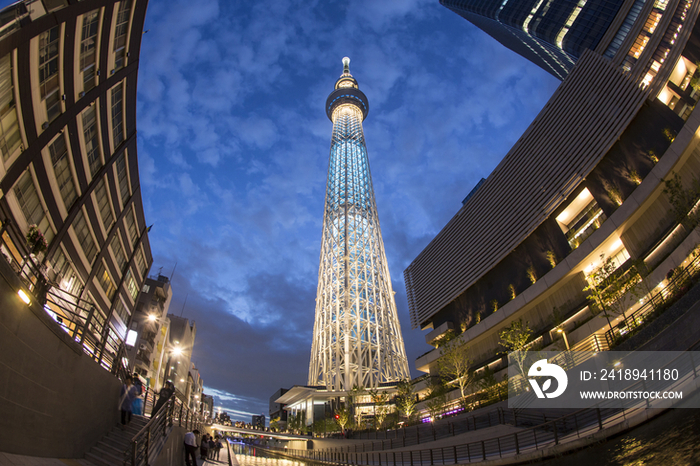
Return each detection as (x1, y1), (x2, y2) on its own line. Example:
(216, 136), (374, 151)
(368, 388), (389, 430)
(425, 377), (447, 421)
(436, 337), (475, 409)
(477, 367), (501, 402)
(269, 416), (280, 432)
(394, 380), (417, 421)
(287, 411), (305, 434)
(663, 173), (700, 230)
(584, 254), (640, 330)
(499, 318), (532, 391)
(350, 385), (366, 427)
(335, 404), (351, 431)
(630, 258), (660, 312)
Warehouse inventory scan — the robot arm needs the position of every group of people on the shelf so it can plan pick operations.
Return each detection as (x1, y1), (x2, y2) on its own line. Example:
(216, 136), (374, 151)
(184, 430), (224, 465)
(120, 378), (226, 465)
(119, 376), (176, 429)
(200, 433), (224, 461)
(118, 374), (143, 429)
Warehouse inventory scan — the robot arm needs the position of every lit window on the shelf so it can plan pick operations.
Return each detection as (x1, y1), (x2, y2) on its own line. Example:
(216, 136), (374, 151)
(125, 269), (138, 300)
(96, 260), (116, 300)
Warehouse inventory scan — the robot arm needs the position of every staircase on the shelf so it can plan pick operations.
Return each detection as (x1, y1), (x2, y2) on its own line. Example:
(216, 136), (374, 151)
(84, 415), (150, 466)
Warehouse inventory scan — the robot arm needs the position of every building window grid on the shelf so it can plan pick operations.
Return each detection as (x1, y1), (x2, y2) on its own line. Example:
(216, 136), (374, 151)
(82, 106), (102, 177)
(135, 246), (146, 277)
(72, 209), (97, 264)
(50, 247), (85, 297)
(95, 177), (115, 230)
(604, 0), (647, 58)
(110, 233), (126, 272)
(116, 153), (130, 207)
(0, 54), (20, 161)
(113, 0), (131, 71)
(125, 269), (138, 301)
(114, 297), (130, 325)
(96, 259), (117, 300)
(125, 206), (138, 246)
(622, 0), (668, 69)
(14, 170), (48, 232)
(49, 134), (78, 210)
(38, 26), (61, 123)
(79, 10), (100, 93)
(111, 83), (124, 146)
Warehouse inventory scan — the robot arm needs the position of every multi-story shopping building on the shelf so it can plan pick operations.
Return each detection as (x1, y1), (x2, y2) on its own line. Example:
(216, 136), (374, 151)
(269, 387), (289, 427)
(201, 393), (214, 422)
(442, 0), (696, 81)
(405, 9), (700, 389)
(124, 273), (172, 388)
(252, 414), (265, 430)
(0, 0), (152, 374)
(161, 313), (196, 398)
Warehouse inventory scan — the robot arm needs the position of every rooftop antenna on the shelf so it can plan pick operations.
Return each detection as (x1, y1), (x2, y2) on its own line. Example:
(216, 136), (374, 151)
(180, 293), (188, 317)
(170, 260), (178, 281)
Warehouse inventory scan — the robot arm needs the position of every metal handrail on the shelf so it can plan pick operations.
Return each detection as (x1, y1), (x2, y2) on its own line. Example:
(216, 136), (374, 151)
(124, 394), (202, 466)
(0, 218), (138, 378)
(604, 247), (700, 347)
(264, 350), (700, 464)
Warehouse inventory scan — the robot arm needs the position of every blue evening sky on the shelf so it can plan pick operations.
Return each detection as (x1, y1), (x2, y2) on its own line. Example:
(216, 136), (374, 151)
(17, 0), (562, 421)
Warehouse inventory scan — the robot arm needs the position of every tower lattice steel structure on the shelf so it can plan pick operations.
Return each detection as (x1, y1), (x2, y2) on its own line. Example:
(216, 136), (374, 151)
(309, 58), (410, 391)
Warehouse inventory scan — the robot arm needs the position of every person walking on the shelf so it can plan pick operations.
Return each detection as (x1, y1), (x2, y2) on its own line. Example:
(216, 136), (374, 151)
(208, 436), (216, 460)
(119, 376), (138, 429)
(200, 434), (209, 460)
(151, 381), (174, 418)
(184, 429), (199, 466)
(131, 375), (144, 415)
(213, 436), (223, 462)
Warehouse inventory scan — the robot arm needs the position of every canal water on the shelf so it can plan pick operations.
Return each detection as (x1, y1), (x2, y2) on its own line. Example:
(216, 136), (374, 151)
(230, 391), (700, 466)
(229, 443), (315, 466)
(538, 387), (700, 465)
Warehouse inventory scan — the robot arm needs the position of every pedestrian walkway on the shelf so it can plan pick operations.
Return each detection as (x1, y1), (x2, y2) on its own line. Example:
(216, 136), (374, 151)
(0, 453), (93, 466)
(0, 439), (230, 466)
(198, 443), (230, 466)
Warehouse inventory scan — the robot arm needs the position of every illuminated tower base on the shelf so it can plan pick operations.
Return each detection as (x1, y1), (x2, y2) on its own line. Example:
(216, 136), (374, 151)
(308, 58), (410, 391)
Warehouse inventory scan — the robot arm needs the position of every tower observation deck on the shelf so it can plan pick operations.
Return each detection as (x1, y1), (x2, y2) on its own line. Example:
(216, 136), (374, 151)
(309, 58), (410, 391)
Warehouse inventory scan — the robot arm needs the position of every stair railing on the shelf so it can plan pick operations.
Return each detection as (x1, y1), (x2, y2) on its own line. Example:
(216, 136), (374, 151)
(124, 395), (202, 466)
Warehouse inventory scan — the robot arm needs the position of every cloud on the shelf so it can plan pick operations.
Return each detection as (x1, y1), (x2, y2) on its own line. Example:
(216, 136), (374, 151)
(136, 0), (560, 423)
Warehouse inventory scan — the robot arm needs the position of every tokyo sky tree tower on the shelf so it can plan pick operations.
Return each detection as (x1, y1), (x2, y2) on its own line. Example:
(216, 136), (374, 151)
(309, 58), (410, 391)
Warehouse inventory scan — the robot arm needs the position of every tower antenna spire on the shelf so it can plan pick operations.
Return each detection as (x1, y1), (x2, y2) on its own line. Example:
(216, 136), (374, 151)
(342, 56), (350, 75)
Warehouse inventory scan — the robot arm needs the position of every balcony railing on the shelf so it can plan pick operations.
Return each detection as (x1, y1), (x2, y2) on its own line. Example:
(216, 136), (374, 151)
(0, 219), (128, 376)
